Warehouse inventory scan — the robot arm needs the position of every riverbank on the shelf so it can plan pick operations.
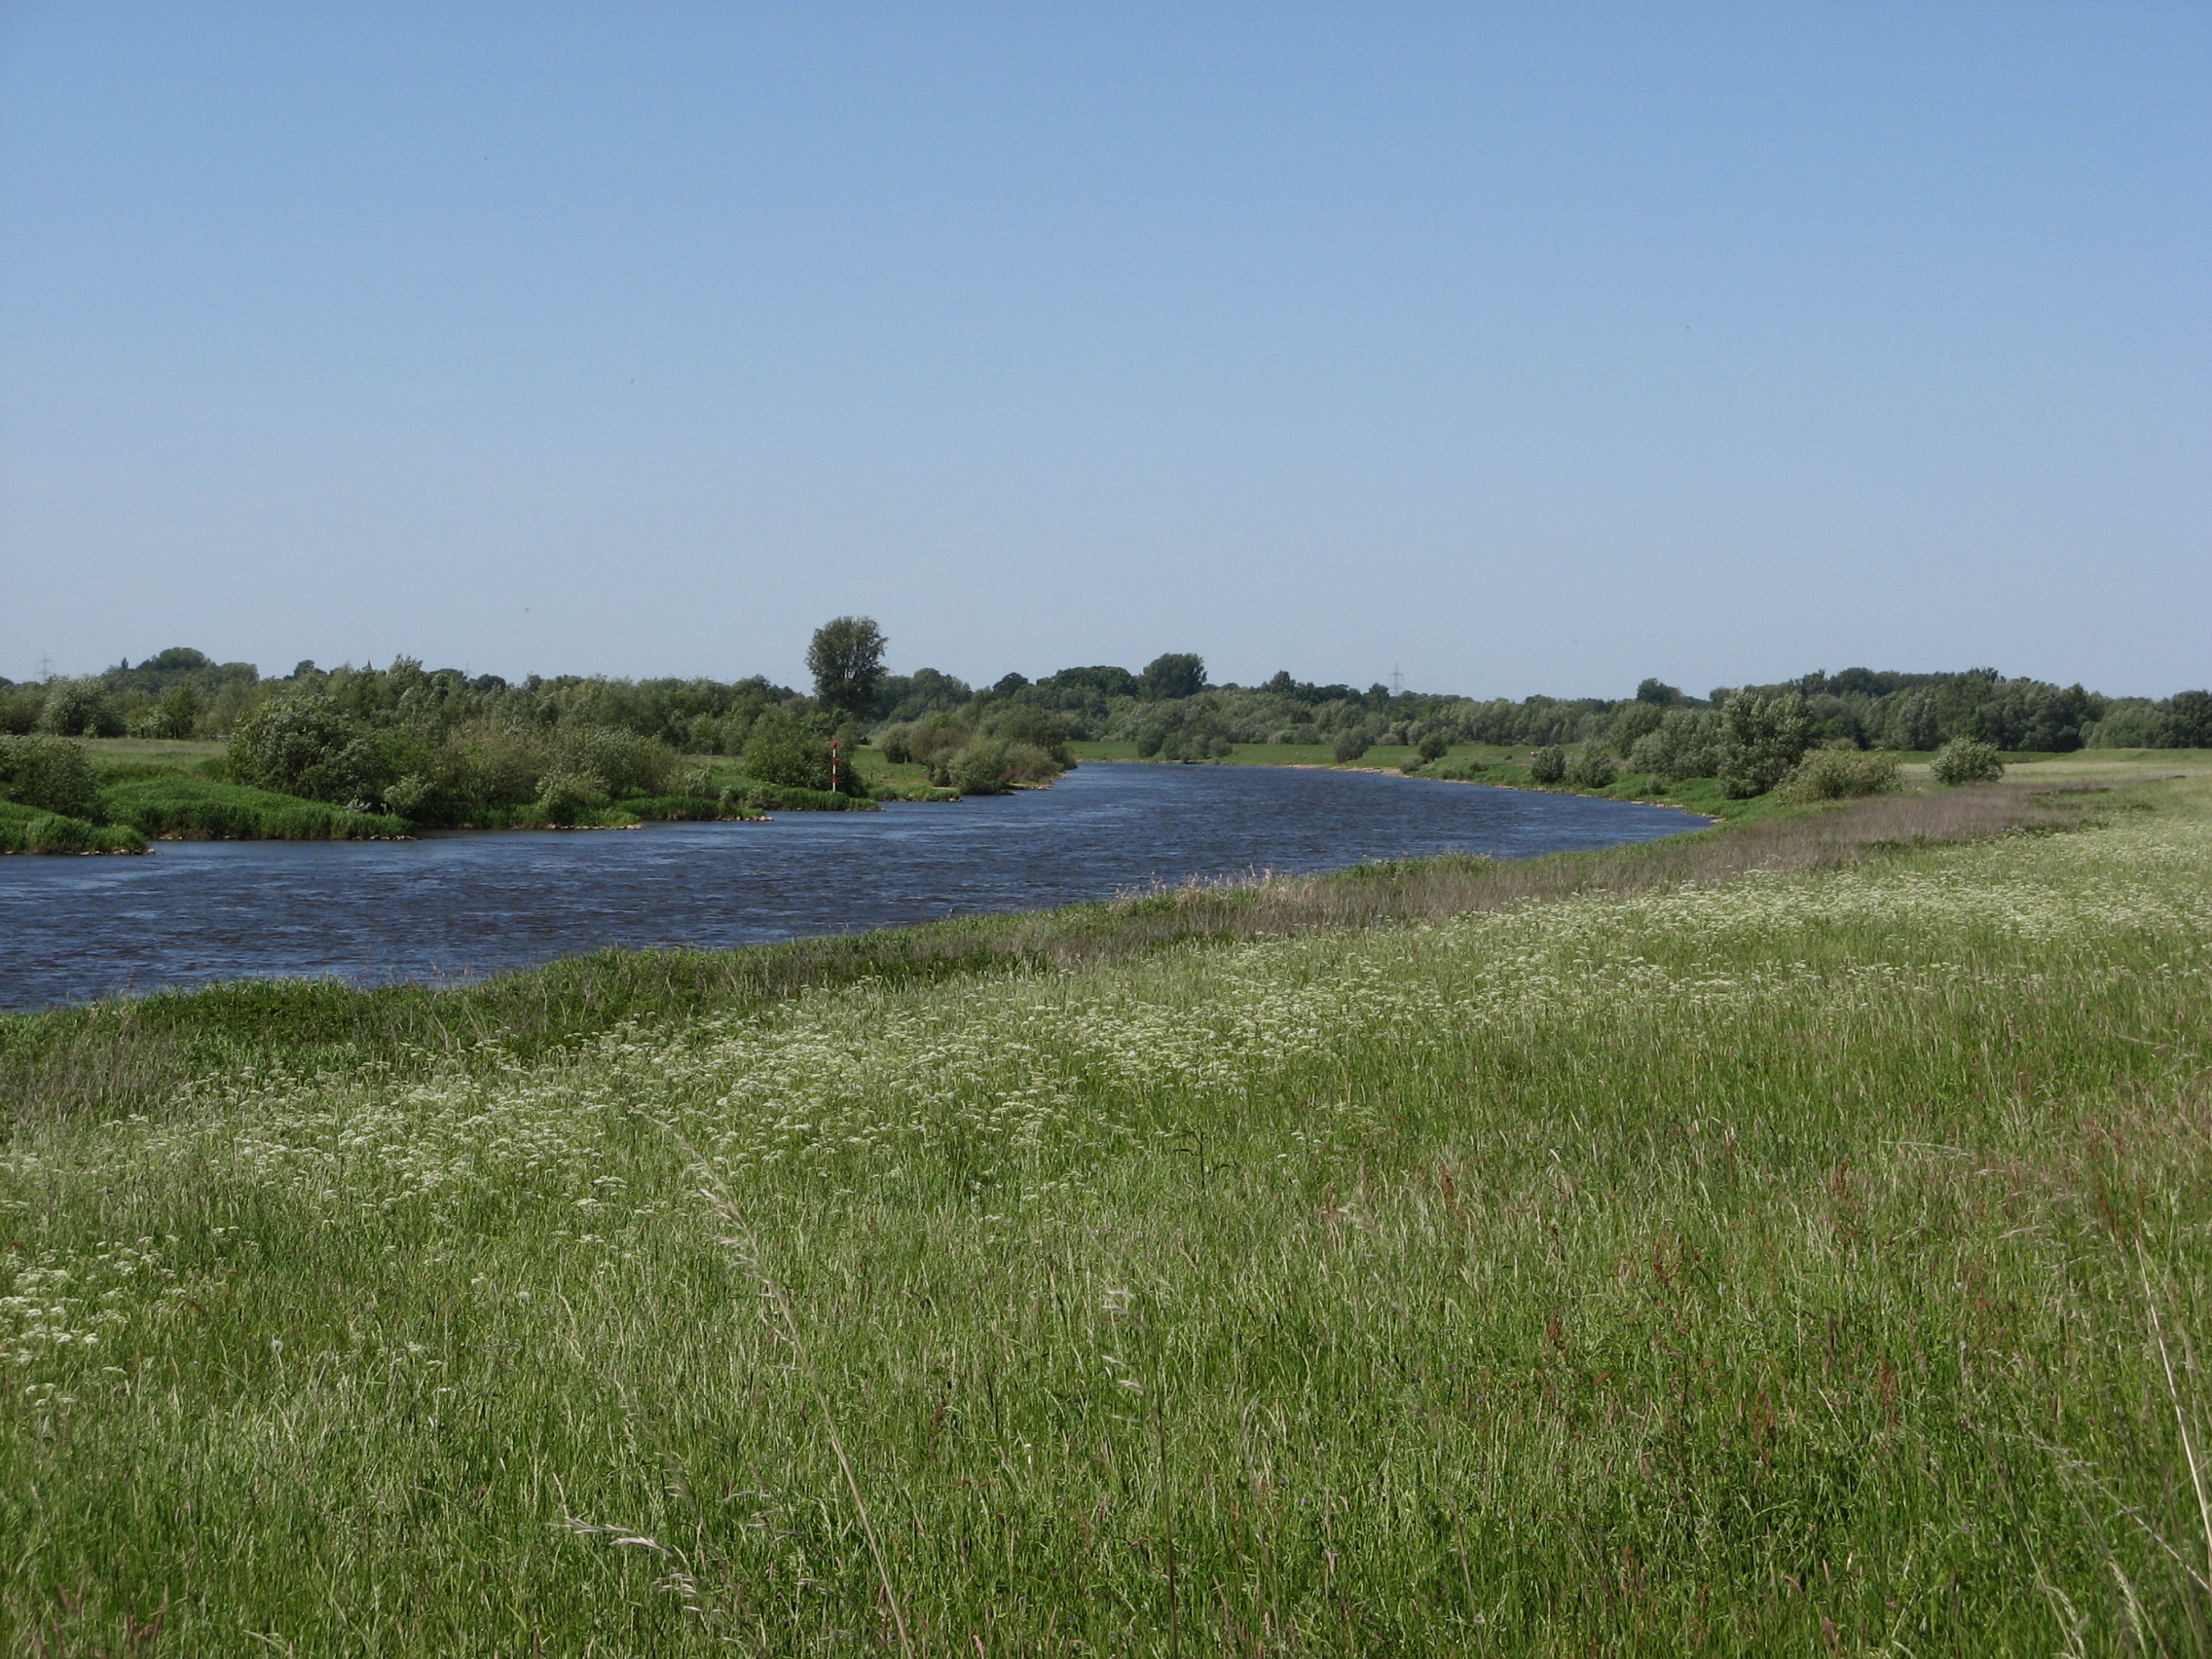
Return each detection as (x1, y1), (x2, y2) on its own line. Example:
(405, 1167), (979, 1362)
(2, 774), (2040, 1110)
(1069, 738), (2212, 819)
(2, 769), (2200, 1651)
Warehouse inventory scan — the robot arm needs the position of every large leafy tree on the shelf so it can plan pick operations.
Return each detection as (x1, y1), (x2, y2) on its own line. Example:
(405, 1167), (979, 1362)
(806, 616), (887, 721)
(2163, 689), (2212, 749)
(1139, 652), (1206, 701)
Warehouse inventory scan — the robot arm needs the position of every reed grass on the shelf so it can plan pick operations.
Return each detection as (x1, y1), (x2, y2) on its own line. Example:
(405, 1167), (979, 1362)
(1, 775), (2205, 1652)
(98, 775), (407, 841)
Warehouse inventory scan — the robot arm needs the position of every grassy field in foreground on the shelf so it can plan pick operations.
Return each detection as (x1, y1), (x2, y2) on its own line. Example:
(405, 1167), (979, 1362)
(4, 774), (2211, 1653)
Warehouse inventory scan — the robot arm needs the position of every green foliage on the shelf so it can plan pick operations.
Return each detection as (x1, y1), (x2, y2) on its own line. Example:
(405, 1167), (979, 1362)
(944, 736), (1061, 794)
(0, 684), (46, 735)
(544, 725), (678, 797)
(153, 682), (203, 740)
(1138, 651), (1207, 700)
(618, 793), (764, 823)
(46, 645), (2212, 779)
(1776, 746), (1902, 803)
(873, 666), (974, 724)
(1625, 708), (1720, 789)
(742, 708), (838, 793)
(35, 678), (123, 738)
(1931, 737), (2005, 786)
(805, 615), (888, 721)
(976, 703), (1074, 764)
(0, 735), (103, 820)
(1609, 701), (1664, 756)
(0, 800), (145, 854)
(1331, 729), (1370, 763)
(2084, 701), (2164, 748)
(1567, 743), (1618, 789)
(99, 776), (408, 840)
(1529, 744), (1567, 784)
(2164, 689), (2212, 749)
(228, 693), (393, 806)
(728, 781), (879, 812)
(535, 769), (608, 827)
(1716, 690), (1814, 798)
(1416, 729), (1450, 763)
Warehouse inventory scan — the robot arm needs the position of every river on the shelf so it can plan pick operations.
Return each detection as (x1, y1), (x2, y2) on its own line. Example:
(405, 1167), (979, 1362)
(0, 761), (1703, 1010)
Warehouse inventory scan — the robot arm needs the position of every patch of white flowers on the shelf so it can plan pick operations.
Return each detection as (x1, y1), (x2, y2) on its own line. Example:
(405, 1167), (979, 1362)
(2, 1239), (178, 1369)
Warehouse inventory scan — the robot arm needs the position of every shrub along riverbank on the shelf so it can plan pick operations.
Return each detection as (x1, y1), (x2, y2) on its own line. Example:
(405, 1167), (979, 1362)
(6, 768), (2207, 1651)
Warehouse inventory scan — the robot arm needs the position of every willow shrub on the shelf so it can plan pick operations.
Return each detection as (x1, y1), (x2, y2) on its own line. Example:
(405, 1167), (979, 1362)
(1933, 737), (2006, 786)
(1776, 745), (1901, 803)
(1567, 742), (1619, 789)
(0, 734), (103, 820)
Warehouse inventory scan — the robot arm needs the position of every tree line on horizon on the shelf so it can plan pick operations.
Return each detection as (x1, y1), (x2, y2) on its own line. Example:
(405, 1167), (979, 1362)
(4, 622), (2209, 840)
(5, 640), (2206, 759)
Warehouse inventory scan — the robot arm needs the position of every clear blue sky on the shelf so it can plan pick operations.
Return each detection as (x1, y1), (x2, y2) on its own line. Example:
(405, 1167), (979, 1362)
(3, 3), (2205, 698)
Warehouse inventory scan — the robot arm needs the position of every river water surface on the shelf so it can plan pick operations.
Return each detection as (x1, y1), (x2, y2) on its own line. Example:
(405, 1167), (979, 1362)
(1, 762), (1702, 1010)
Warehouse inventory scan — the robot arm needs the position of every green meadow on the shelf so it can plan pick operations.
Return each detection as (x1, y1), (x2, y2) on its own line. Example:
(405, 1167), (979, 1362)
(4, 760), (2210, 1653)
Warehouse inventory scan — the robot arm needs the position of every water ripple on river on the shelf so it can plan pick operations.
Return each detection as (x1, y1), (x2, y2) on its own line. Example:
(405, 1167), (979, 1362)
(0, 761), (1703, 1010)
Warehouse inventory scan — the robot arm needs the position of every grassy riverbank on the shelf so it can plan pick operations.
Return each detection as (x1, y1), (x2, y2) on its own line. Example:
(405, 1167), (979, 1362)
(4, 770), (2209, 1652)
(100, 774), (409, 841)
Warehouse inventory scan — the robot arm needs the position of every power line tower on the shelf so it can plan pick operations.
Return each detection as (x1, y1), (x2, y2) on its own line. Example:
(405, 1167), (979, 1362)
(36, 654), (55, 682)
(1388, 663), (1404, 696)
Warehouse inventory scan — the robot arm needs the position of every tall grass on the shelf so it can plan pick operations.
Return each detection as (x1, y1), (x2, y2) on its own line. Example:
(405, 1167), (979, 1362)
(99, 775), (407, 841)
(0, 800), (146, 855)
(2, 778), (2206, 1651)
(0, 784), (2073, 1129)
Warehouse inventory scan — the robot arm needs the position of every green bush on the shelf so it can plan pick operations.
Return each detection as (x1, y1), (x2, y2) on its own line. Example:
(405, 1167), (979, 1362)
(0, 735), (103, 820)
(35, 678), (123, 738)
(1609, 702), (1665, 757)
(1931, 738), (2005, 786)
(1567, 745), (1618, 789)
(154, 682), (203, 740)
(1332, 731), (1371, 763)
(229, 693), (393, 806)
(1529, 745), (1567, 784)
(1416, 730), (1451, 764)
(0, 685), (45, 735)
(874, 722), (918, 765)
(1777, 747), (1902, 803)
(2163, 690), (2212, 749)
(743, 708), (842, 793)
(1717, 691), (1815, 798)
(545, 725), (677, 797)
(977, 704), (1075, 765)
(1627, 709), (1721, 788)
(535, 769), (608, 827)
(948, 738), (1061, 795)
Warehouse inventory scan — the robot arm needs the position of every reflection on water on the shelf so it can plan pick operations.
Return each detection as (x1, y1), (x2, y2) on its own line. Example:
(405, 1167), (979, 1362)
(0, 762), (1702, 1010)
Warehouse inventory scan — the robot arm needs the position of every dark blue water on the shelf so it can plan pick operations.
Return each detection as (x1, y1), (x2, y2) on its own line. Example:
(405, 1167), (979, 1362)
(0, 762), (1702, 1010)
